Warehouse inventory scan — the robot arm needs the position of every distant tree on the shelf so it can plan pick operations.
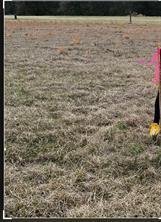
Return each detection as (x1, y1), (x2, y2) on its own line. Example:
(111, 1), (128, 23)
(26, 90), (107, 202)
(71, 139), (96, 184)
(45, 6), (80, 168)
(13, 2), (17, 19)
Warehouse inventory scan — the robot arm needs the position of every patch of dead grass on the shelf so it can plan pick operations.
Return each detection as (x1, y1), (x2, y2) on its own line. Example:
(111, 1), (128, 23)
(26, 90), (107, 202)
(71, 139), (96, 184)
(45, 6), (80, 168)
(5, 19), (161, 218)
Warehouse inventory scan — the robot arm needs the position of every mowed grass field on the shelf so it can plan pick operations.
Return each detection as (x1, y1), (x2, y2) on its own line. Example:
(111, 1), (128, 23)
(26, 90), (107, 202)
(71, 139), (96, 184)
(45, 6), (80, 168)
(5, 17), (161, 218)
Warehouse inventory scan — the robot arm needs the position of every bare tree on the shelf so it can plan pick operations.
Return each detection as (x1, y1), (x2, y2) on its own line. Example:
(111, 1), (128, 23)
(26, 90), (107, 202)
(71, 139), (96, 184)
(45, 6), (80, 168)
(129, 10), (132, 24)
(13, 2), (17, 19)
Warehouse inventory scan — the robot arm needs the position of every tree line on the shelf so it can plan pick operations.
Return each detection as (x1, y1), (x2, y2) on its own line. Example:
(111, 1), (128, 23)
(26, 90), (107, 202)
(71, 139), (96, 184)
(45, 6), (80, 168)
(5, 1), (161, 16)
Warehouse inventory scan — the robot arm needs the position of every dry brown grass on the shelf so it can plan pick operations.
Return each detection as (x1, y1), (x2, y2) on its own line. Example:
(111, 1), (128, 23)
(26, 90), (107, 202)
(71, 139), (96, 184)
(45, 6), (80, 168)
(5, 18), (161, 218)
(71, 36), (81, 45)
(56, 46), (67, 55)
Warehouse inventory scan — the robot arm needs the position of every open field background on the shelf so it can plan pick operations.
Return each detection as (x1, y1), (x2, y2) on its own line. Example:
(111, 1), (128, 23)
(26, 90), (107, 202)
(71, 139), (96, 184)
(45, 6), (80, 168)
(5, 15), (161, 24)
(5, 17), (161, 218)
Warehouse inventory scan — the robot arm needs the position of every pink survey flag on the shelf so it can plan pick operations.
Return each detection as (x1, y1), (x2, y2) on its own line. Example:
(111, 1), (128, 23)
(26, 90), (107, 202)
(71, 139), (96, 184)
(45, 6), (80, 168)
(138, 59), (146, 65)
(148, 48), (160, 84)
(138, 48), (160, 84)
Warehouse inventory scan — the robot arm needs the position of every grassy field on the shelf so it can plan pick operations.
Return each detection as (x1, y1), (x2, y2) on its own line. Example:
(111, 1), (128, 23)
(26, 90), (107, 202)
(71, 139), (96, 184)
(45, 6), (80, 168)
(5, 17), (161, 218)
